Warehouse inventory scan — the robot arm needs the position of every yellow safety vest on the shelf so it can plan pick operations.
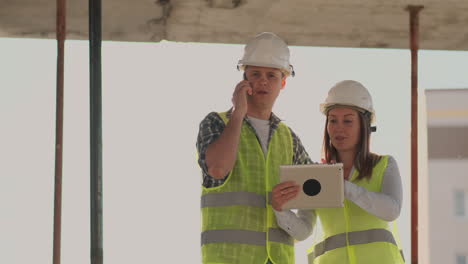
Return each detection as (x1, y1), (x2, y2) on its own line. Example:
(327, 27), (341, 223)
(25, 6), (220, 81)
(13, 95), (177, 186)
(308, 156), (405, 264)
(201, 112), (294, 264)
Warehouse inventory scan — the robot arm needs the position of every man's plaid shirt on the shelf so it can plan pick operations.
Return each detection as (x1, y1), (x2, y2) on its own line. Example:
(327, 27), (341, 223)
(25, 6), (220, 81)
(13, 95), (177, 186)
(197, 110), (312, 188)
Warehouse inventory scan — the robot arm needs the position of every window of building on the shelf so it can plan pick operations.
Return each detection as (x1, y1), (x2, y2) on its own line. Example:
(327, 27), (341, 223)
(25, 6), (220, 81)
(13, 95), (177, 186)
(454, 190), (466, 217)
(456, 255), (467, 264)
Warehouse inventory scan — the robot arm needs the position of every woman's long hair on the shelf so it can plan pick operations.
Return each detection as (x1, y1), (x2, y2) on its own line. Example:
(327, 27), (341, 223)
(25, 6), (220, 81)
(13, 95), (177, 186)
(322, 110), (381, 181)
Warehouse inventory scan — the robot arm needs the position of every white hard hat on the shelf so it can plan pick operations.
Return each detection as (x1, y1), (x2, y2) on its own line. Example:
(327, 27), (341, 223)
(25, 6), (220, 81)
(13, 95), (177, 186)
(237, 32), (295, 77)
(320, 80), (376, 124)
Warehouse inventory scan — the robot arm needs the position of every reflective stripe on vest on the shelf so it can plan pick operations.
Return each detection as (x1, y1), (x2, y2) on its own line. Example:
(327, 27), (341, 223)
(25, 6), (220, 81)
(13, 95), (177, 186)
(201, 192), (273, 208)
(308, 228), (397, 262)
(202, 228), (294, 246)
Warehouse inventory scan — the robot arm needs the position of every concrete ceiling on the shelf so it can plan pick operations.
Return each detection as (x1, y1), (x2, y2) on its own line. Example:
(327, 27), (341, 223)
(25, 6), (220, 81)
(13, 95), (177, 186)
(1, 0), (468, 50)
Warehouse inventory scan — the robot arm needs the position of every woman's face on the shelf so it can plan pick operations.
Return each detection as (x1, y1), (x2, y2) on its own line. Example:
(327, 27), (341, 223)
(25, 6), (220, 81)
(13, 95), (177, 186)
(327, 107), (361, 153)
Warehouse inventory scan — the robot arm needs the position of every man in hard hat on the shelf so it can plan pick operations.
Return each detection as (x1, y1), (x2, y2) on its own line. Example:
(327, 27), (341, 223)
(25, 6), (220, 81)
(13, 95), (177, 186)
(196, 32), (311, 264)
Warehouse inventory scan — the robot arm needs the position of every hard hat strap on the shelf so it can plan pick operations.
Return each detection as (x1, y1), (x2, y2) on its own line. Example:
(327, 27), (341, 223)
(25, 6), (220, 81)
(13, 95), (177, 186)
(289, 65), (295, 77)
(362, 111), (377, 133)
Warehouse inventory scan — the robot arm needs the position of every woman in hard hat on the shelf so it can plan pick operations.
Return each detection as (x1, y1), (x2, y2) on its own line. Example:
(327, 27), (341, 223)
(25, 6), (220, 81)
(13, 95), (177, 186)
(271, 80), (405, 264)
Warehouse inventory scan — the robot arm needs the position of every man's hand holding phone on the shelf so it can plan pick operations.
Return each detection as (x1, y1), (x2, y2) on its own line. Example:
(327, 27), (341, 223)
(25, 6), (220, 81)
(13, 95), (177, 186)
(232, 79), (252, 118)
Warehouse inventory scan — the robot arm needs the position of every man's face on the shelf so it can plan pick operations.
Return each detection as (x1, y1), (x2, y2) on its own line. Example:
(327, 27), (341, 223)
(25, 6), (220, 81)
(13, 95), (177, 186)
(244, 66), (285, 109)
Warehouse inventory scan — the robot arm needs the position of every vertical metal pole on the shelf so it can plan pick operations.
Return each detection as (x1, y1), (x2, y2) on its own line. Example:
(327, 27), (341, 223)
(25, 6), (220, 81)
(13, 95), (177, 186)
(406, 5), (423, 264)
(89, 0), (103, 262)
(53, 0), (66, 262)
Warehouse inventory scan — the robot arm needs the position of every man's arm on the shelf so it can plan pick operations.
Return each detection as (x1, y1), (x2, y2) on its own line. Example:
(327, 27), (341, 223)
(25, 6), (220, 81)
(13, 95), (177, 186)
(196, 112), (226, 187)
(205, 110), (244, 179)
(289, 128), (313, 165)
(202, 80), (251, 179)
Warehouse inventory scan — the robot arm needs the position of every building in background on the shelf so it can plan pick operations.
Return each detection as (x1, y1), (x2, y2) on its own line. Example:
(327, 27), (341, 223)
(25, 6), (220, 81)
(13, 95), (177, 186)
(425, 89), (468, 264)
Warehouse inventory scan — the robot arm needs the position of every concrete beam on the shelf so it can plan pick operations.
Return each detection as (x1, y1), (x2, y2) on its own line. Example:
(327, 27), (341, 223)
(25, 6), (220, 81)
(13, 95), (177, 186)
(1, 0), (468, 50)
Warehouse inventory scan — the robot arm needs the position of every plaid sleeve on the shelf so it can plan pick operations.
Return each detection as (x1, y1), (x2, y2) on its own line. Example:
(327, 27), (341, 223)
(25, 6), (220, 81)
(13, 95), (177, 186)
(289, 128), (314, 165)
(196, 112), (227, 188)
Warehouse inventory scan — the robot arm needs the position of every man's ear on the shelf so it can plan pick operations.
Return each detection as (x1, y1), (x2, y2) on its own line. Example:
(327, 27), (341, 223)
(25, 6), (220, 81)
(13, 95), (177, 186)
(281, 79), (286, 89)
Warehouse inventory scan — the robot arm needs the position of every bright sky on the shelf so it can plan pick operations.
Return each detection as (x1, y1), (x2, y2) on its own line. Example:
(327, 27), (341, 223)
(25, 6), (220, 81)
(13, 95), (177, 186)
(1, 37), (468, 264)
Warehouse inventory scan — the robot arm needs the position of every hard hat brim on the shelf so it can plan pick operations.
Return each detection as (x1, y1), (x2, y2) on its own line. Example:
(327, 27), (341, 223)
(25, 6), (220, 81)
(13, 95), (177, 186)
(238, 60), (293, 77)
(320, 103), (376, 124)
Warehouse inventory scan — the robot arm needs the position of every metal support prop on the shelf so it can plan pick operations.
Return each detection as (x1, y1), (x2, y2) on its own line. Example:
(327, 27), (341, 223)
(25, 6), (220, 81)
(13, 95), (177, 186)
(53, 0), (66, 262)
(89, 0), (103, 262)
(406, 5), (424, 264)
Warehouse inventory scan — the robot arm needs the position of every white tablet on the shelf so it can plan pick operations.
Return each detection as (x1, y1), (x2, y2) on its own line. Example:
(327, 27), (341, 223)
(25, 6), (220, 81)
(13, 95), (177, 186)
(279, 163), (344, 209)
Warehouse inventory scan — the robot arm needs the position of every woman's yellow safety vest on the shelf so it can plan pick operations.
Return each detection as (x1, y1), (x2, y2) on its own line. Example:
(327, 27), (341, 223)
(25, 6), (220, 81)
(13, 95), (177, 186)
(201, 112), (295, 264)
(308, 156), (405, 264)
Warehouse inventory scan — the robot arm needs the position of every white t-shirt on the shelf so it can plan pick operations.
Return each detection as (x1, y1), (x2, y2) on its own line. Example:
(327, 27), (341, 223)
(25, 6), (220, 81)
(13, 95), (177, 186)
(247, 115), (270, 155)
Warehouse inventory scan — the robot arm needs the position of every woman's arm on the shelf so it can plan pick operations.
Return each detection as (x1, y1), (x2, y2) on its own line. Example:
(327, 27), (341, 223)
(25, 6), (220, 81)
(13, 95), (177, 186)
(345, 155), (403, 221)
(274, 209), (316, 241)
